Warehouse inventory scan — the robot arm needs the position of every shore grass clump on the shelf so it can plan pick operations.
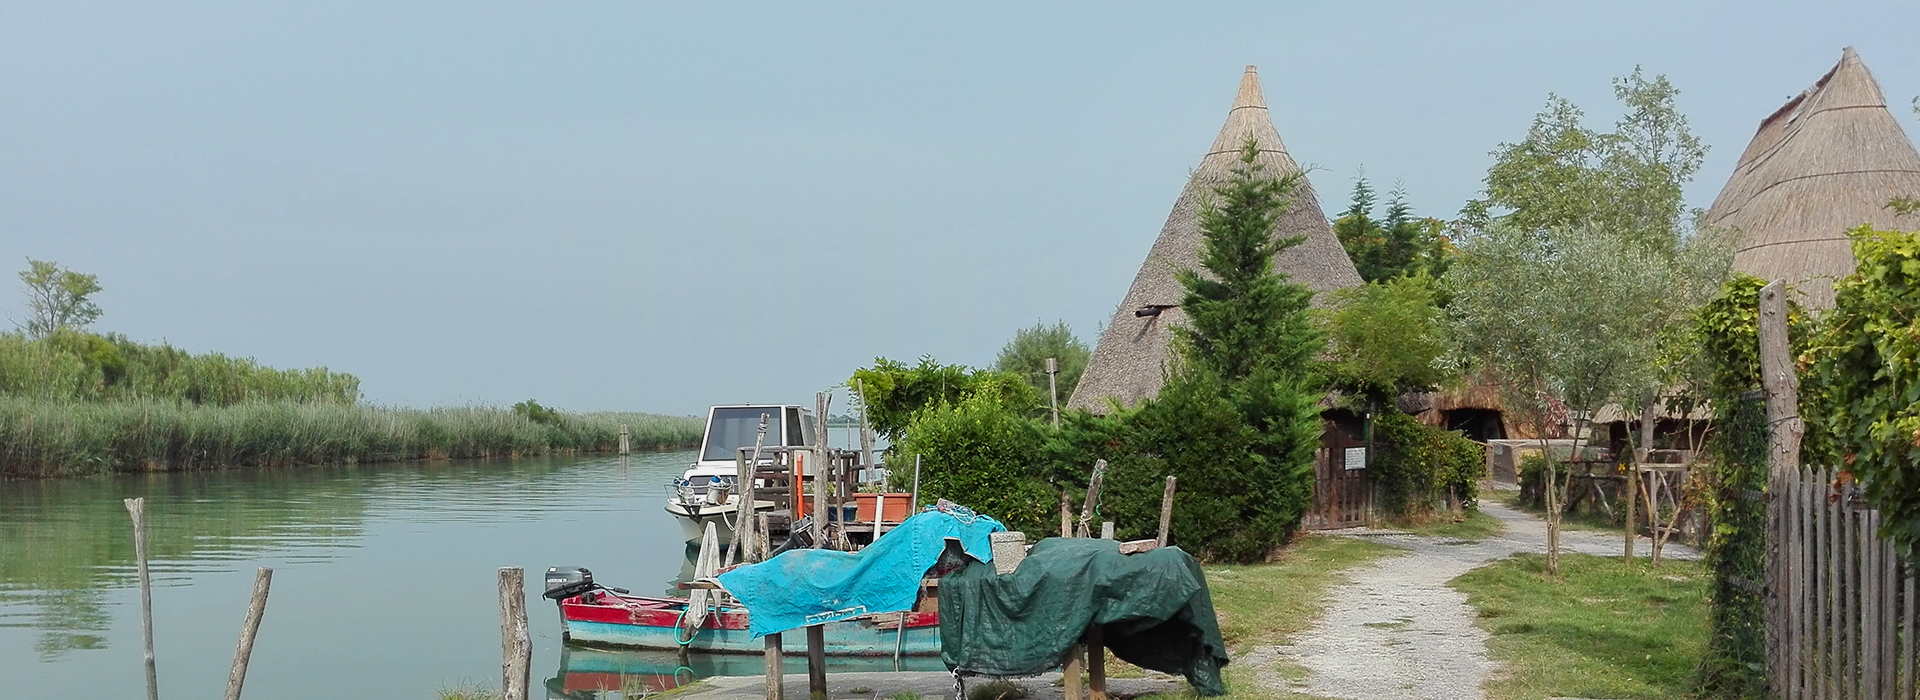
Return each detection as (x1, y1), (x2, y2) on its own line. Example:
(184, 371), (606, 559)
(0, 398), (702, 477)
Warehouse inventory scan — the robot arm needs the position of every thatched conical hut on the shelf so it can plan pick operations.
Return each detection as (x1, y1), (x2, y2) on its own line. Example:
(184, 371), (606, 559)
(1706, 47), (1920, 310)
(1068, 66), (1364, 413)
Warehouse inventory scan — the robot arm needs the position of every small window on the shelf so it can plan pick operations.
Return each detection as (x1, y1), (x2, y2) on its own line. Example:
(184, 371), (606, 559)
(797, 410), (816, 447)
(786, 408), (805, 447)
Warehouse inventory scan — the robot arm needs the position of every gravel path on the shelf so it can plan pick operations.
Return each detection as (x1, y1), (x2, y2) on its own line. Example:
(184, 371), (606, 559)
(1263, 497), (1699, 700)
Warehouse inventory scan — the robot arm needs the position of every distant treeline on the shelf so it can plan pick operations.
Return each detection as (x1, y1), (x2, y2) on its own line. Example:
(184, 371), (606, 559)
(0, 331), (702, 478)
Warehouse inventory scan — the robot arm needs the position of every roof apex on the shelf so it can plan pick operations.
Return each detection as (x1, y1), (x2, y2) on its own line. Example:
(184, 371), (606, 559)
(1232, 65), (1266, 110)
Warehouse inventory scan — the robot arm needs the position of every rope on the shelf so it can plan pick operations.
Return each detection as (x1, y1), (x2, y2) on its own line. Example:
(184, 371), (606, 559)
(674, 606), (701, 646)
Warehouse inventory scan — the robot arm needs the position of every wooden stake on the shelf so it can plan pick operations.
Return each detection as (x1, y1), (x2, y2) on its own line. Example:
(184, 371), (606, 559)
(1078, 460), (1107, 538)
(814, 393), (831, 548)
(1059, 491), (1072, 538)
(124, 497), (159, 700)
(1087, 625), (1108, 700)
(1063, 645), (1083, 700)
(764, 632), (784, 700)
(1624, 463), (1637, 563)
(1157, 476), (1177, 547)
(223, 567), (273, 700)
(619, 423), (631, 455)
(1046, 357), (1060, 429)
(807, 624), (827, 699)
(497, 567), (530, 700)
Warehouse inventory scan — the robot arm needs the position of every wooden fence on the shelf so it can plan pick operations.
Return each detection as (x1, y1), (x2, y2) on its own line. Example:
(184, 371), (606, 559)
(1767, 466), (1920, 699)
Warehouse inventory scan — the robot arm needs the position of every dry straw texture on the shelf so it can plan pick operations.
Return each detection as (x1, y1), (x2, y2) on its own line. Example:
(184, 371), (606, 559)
(1706, 47), (1920, 310)
(1069, 66), (1363, 413)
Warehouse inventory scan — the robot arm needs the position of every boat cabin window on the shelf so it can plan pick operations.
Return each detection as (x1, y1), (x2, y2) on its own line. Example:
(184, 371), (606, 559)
(702, 407), (785, 462)
(787, 408), (817, 447)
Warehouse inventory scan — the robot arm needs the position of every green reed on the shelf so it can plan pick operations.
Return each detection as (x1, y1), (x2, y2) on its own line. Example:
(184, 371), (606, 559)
(0, 398), (702, 477)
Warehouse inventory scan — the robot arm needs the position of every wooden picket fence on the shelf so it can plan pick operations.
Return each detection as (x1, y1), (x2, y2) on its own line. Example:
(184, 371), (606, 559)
(1767, 466), (1920, 699)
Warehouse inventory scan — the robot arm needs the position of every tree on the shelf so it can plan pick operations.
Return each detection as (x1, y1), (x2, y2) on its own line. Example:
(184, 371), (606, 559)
(847, 357), (1040, 441)
(1448, 69), (1726, 573)
(1124, 136), (1327, 562)
(992, 320), (1090, 407)
(1333, 178), (1451, 282)
(18, 259), (102, 338)
(1324, 274), (1453, 404)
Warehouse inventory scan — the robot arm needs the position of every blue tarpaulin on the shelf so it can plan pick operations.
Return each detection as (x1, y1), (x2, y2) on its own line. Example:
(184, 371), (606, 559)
(715, 507), (1005, 637)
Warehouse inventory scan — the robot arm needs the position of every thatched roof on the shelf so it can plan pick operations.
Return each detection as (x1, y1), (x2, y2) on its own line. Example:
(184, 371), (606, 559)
(1068, 66), (1364, 413)
(1705, 47), (1920, 310)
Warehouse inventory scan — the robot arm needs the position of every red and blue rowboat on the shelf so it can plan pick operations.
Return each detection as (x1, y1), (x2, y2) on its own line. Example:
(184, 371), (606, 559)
(558, 591), (941, 656)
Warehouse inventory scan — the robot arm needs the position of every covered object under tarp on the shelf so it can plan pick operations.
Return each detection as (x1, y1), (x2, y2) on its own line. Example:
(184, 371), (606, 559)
(937, 537), (1229, 696)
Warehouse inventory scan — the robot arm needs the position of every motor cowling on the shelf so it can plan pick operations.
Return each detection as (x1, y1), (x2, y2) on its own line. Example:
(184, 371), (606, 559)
(543, 566), (593, 600)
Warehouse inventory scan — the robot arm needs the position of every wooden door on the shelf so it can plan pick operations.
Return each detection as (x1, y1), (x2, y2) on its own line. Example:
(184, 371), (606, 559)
(1307, 420), (1369, 530)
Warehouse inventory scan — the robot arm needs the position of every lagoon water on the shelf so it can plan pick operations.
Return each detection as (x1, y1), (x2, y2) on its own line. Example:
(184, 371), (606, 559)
(0, 450), (931, 700)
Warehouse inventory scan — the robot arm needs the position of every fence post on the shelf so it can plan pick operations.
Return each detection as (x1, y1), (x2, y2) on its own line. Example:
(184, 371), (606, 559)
(1760, 279), (1802, 694)
(1157, 476), (1178, 547)
(223, 568), (273, 700)
(124, 497), (160, 700)
(498, 567), (530, 700)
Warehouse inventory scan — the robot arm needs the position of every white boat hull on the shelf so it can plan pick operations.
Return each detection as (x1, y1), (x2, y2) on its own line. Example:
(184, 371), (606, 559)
(665, 499), (775, 545)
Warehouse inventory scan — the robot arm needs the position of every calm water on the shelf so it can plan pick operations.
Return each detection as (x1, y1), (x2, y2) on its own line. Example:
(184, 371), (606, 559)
(0, 451), (930, 700)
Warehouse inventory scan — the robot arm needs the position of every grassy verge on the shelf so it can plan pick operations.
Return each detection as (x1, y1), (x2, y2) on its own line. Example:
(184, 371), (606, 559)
(1137, 534), (1404, 699)
(0, 397), (702, 477)
(1377, 508), (1504, 539)
(1451, 552), (1709, 700)
(1490, 487), (1617, 533)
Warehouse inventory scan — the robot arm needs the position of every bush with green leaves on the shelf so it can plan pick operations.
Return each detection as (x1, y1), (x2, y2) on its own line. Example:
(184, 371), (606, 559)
(891, 391), (1054, 533)
(993, 320), (1089, 404)
(848, 357), (1040, 441)
(1370, 411), (1482, 516)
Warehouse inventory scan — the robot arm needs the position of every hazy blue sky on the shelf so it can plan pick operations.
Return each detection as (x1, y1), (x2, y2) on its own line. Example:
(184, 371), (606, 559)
(6, 2), (1918, 415)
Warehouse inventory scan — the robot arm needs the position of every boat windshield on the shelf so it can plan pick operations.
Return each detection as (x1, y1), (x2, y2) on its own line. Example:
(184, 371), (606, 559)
(701, 407), (786, 462)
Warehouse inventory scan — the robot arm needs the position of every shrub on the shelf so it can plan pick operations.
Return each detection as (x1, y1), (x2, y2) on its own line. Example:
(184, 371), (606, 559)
(1371, 411), (1483, 516)
(892, 391), (1054, 532)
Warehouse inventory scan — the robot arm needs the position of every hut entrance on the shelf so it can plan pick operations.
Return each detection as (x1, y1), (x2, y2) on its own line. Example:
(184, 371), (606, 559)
(1307, 418), (1368, 530)
(1443, 408), (1506, 442)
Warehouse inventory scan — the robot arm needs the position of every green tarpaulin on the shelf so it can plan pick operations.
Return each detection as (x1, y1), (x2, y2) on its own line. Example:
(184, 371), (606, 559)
(937, 537), (1230, 696)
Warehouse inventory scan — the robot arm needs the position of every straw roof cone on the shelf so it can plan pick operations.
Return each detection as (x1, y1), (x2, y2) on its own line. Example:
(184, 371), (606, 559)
(1706, 47), (1920, 310)
(1068, 66), (1363, 413)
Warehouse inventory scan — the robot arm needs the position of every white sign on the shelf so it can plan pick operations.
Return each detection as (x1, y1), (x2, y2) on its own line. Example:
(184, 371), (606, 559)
(1344, 446), (1367, 470)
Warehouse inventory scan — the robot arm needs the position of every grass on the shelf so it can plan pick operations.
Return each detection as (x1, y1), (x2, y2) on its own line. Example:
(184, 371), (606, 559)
(0, 397), (702, 477)
(967, 680), (1030, 700)
(1451, 552), (1710, 700)
(1490, 487), (1618, 533)
(1377, 508), (1504, 539)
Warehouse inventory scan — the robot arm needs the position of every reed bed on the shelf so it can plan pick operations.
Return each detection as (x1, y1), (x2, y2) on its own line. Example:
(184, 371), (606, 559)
(0, 398), (702, 478)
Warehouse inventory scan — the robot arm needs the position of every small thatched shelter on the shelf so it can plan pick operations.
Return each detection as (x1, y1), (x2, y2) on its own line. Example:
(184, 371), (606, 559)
(1706, 47), (1920, 310)
(1068, 66), (1364, 413)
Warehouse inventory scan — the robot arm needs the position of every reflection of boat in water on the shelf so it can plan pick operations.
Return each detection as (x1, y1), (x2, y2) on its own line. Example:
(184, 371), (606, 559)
(666, 405), (816, 545)
(545, 646), (947, 698)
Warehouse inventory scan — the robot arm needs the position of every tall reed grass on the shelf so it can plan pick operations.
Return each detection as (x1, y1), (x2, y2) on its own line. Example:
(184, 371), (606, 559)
(0, 398), (702, 478)
(0, 331), (359, 404)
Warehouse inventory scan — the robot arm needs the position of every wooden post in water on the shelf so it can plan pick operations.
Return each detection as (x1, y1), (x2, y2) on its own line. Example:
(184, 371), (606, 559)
(764, 632), (785, 700)
(1157, 476), (1177, 547)
(619, 424), (630, 455)
(497, 567), (531, 700)
(124, 497), (159, 700)
(223, 567), (273, 700)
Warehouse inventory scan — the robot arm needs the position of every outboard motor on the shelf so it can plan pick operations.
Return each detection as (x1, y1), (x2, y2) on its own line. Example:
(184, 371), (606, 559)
(544, 566), (594, 601)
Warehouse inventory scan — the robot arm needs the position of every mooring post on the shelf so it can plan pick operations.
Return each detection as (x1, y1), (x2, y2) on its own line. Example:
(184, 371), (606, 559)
(498, 567), (531, 700)
(619, 423), (630, 455)
(764, 632), (785, 700)
(223, 567), (273, 700)
(124, 497), (159, 700)
(806, 624), (827, 699)
(1157, 476), (1178, 547)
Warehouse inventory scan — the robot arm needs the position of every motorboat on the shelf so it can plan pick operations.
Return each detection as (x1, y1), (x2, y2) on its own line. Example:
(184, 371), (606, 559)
(666, 404), (817, 545)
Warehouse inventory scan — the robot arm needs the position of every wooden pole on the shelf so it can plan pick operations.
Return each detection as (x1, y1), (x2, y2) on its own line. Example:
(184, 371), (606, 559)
(619, 423), (631, 455)
(124, 497), (159, 700)
(1759, 279), (1803, 490)
(764, 632), (785, 700)
(813, 393), (831, 548)
(1046, 357), (1060, 429)
(222, 567), (273, 700)
(1063, 644), (1083, 700)
(1086, 625), (1108, 700)
(1078, 460), (1107, 538)
(1157, 476), (1178, 547)
(854, 378), (876, 482)
(1059, 491), (1072, 538)
(807, 624), (827, 699)
(497, 567), (531, 700)
(1624, 463), (1637, 563)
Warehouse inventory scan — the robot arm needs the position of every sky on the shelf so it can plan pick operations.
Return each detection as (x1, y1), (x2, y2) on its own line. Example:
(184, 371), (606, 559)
(5, 2), (1919, 415)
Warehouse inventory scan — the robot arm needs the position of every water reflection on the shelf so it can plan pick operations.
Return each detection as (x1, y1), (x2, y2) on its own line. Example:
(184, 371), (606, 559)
(545, 646), (947, 699)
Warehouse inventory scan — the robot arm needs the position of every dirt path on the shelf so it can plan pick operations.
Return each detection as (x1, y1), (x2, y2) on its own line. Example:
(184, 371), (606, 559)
(1263, 498), (1700, 700)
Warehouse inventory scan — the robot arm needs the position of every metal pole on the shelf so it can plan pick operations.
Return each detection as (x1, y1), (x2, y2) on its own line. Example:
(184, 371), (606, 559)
(124, 497), (159, 700)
